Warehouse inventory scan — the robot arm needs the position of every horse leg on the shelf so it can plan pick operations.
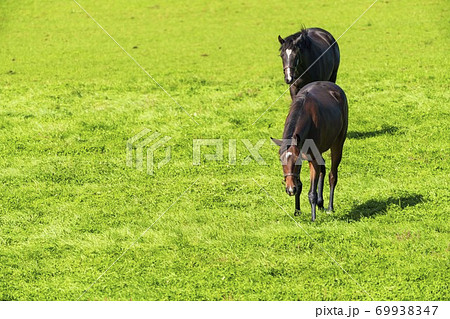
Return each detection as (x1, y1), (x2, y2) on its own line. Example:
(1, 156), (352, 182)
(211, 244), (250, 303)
(328, 145), (343, 212)
(308, 161), (320, 221)
(317, 160), (325, 210)
(289, 85), (297, 100)
(294, 180), (302, 216)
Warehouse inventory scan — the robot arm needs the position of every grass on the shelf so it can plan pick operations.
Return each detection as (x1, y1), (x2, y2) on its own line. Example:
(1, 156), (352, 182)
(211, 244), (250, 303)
(0, 0), (449, 300)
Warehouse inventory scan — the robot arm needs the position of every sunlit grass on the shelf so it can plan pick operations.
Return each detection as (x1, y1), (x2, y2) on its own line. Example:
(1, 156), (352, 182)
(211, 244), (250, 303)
(0, 0), (448, 300)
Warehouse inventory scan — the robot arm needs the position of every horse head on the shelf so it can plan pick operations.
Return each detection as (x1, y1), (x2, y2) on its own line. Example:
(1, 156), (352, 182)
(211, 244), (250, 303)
(271, 136), (302, 196)
(278, 35), (302, 85)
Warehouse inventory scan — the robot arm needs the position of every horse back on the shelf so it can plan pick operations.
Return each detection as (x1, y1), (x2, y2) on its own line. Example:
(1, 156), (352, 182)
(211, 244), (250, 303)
(298, 82), (348, 152)
(302, 28), (340, 82)
(307, 28), (337, 46)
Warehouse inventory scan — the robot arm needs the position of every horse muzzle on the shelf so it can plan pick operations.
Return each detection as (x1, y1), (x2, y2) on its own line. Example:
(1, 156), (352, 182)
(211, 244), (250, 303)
(286, 186), (297, 196)
(285, 77), (294, 85)
(284, 67), (295, 84)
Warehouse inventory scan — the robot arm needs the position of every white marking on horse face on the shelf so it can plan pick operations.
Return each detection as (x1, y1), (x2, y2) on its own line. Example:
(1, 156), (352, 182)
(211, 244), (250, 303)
(286, 69), (291, 82)
(285, 49), (292, 82)
(286, 151), (292, 160)
(286, 49), (292, 60)
(287, 186), (295, 195)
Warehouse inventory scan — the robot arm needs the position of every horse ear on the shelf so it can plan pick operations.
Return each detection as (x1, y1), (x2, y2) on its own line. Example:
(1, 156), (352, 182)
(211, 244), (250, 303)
(278, 35), (285, 44)
(271, 137), (283, 147)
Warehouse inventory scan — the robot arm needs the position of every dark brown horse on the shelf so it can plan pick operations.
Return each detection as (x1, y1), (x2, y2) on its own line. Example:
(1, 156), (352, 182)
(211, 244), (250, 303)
(278, 28), (340, 100)
(271, 81), (348, 221)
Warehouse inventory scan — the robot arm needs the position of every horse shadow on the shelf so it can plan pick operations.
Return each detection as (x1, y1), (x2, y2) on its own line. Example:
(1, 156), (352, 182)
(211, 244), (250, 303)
(340, 193), (424, 221)
(347, 125), (398, 139)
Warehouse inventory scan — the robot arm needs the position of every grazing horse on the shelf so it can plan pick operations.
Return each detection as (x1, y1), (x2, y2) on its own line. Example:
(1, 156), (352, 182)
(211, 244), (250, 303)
(278, 28), (340, 100)
(271, 81), (348, 221)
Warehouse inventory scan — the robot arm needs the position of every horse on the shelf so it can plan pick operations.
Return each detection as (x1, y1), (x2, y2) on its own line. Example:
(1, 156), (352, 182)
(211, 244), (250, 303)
(278, 28), (340, 100)
(271, 81), (348, 221)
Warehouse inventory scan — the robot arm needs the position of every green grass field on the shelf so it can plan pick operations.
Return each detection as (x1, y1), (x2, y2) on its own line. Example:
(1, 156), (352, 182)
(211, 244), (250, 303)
(0, 0), (449, 300)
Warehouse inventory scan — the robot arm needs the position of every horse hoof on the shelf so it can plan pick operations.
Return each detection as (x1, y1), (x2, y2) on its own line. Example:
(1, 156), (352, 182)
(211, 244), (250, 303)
(294, 210), (301, 216)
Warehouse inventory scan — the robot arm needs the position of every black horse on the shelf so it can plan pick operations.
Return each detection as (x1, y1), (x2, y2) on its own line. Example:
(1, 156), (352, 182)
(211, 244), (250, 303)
(278, 28), (340, 100)
(271, 81), (348, 221)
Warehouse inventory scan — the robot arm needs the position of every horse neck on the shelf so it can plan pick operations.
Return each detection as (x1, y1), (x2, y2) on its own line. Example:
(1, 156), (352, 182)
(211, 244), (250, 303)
(283, 97), (312, 144)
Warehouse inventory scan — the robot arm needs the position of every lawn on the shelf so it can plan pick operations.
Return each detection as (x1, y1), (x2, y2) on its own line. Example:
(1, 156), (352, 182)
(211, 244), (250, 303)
(0, 0), (448, 300)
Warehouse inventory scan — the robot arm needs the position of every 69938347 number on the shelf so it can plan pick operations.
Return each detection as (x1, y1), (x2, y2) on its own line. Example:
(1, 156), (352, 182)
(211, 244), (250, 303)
(375, 305), (438, 316)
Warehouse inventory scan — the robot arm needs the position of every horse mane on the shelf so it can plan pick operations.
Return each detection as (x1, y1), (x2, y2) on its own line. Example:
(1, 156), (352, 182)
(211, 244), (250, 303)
(279, 27), (311, 51)
(297, 27), (311, 49)
(283, 94), (307, 141)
